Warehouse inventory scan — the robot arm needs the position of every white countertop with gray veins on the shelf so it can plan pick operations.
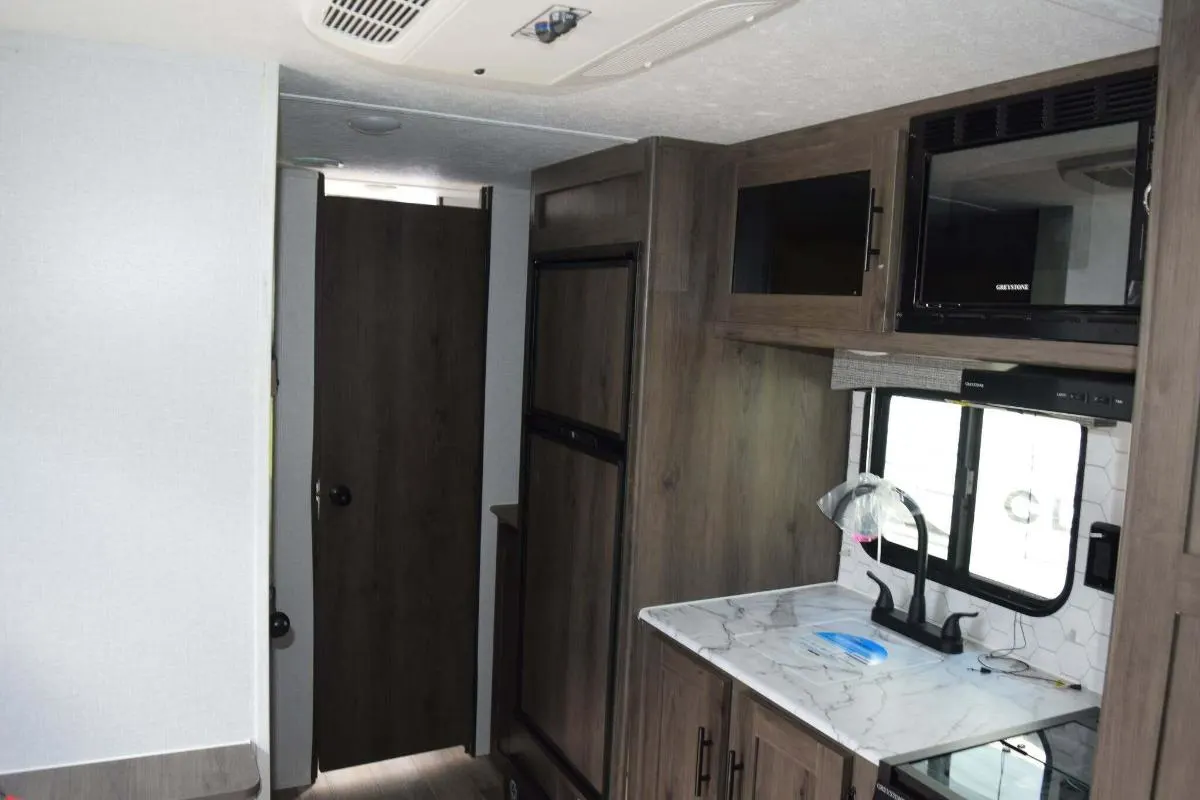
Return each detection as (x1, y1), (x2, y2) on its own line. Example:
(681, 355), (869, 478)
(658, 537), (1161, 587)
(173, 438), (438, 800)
(639, 583), (1099, 766)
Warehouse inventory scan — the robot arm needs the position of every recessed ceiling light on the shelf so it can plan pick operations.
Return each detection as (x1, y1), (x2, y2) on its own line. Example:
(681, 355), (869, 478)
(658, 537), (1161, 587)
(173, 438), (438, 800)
(292, 156), (345, 169)
(348, 114), (403, 135)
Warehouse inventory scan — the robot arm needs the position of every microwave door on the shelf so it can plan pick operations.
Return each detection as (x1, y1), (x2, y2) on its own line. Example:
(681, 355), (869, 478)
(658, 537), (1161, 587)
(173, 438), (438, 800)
(918, 122), (1142, 312)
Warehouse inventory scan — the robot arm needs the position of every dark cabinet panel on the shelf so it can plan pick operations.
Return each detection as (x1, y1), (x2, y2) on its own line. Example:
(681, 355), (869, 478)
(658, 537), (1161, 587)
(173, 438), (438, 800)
(732, 170), (872, 298)
(520, 434), (622, 793)
(532, 262), (633, 435)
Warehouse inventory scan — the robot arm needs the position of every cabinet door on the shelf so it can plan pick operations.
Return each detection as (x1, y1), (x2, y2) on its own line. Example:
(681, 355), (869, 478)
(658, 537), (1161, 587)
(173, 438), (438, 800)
(718, 128), (905, 333)
(519, 432), (622, 794)
(530, 257), (634, 436)
(728, 690), (848, 800)
(631, 631), (731, 799)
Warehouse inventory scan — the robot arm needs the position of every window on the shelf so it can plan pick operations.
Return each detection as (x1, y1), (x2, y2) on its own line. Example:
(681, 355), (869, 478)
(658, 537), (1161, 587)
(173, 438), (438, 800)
(860, 390), (1087, 615)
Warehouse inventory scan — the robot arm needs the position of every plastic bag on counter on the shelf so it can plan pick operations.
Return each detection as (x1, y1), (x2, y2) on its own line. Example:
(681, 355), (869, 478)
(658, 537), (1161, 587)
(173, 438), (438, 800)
(817, 473), (910, 543)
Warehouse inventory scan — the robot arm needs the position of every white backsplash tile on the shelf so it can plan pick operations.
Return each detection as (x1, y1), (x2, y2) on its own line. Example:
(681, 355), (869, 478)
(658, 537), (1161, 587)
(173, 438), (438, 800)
(837, 391), (1126, 694)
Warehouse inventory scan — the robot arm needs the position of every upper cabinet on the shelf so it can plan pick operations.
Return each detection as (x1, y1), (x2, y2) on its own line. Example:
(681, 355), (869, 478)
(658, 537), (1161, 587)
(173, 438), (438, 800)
(716, 127), (906, 332)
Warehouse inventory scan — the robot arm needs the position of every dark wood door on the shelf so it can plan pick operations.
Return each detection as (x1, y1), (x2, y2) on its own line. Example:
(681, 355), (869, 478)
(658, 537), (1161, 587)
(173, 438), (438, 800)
(313, 197), (489, 771)
(631, 632), (731, 800)
(519, 432), (622, 794)
(728, 691), (847, 800)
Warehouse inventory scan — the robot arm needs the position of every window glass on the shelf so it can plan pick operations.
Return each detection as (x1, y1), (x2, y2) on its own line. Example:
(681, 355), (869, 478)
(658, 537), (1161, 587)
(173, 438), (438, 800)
(879, 396), (959, 559)
(863, 390), (1085, 615)
(969, 408), (1080, 599)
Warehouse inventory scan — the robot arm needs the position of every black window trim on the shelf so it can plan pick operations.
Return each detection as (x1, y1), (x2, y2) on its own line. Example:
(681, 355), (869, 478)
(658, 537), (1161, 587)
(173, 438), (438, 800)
(855, 389), (1087, 617)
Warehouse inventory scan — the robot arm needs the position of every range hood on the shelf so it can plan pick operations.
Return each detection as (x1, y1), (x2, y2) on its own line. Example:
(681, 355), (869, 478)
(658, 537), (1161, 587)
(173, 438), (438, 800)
(301, 0), (799, 88)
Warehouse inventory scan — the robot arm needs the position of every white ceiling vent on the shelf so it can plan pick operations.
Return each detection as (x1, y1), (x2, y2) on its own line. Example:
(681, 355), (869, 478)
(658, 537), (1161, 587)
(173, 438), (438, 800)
(320, 0), (433, 44)
(578, 1), (781, 80)
(300, 0), (800, 89)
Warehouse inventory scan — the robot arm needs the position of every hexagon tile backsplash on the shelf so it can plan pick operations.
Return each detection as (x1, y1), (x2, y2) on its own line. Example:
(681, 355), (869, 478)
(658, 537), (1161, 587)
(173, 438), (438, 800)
(838, 391), (1126, 695)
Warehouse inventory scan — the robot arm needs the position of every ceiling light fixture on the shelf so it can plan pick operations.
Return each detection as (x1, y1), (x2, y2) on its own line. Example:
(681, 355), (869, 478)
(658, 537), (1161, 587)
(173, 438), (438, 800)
(292, 156), (345, 169)
(348, 114), (403, 135)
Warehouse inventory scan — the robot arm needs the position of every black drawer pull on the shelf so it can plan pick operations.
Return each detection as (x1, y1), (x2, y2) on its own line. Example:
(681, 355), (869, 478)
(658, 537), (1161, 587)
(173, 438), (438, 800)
(724, 750), (743, 800)
(694, 726), (713, 796)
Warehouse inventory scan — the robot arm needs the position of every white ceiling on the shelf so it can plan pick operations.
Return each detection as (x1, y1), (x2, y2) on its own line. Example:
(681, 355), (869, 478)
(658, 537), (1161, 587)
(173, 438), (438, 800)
(279, 94), (631, 188)
(0, 0), (1160, 187)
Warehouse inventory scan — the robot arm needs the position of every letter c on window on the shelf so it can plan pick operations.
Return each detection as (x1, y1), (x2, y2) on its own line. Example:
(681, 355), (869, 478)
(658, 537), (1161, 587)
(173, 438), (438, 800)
(1005, 490), (1040, 525)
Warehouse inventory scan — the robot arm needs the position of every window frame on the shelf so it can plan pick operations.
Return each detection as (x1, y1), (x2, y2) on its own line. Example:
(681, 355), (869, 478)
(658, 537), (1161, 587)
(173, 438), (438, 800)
(857, 389), (1087, 617)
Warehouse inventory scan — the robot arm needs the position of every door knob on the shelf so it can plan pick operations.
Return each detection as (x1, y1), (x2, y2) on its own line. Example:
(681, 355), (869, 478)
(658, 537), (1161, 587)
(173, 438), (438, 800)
(269, 586), (291, 639)
(329, 485), (353, 507)
(271, 610), (292, 639)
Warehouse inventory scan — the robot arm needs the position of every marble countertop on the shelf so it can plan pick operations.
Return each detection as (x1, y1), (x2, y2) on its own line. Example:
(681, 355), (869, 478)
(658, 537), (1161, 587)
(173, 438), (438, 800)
(639, 583), (1100, 766)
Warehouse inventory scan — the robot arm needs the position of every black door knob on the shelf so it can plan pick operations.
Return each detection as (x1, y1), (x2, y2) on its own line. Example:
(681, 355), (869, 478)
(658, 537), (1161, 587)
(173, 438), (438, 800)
(271, 610), (291, 639)
(329, 485), (353, 507)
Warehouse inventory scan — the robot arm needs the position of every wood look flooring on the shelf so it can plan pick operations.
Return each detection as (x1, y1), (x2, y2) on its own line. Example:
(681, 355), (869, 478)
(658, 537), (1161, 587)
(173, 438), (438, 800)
(274, 748), (504, 800)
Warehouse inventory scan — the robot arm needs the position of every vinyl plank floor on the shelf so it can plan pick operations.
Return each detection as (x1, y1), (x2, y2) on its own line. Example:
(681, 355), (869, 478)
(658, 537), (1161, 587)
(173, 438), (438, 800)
(275, 748), (503, 800)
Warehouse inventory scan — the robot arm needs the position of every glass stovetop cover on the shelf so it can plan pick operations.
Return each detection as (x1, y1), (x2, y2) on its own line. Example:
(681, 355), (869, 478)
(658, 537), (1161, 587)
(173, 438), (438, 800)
(894, 710), (1098, 800)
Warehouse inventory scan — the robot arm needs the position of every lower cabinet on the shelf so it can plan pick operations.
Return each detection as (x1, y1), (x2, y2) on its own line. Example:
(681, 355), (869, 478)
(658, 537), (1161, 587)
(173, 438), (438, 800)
(632, 631), (732, 799)
(632, 627), (858, 800)
(727, 689), (849, 800)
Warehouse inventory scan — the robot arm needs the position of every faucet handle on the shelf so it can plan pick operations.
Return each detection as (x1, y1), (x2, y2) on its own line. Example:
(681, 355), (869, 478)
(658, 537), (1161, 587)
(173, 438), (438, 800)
(865, 571), (895, 613)
(940, 611), (979, 643)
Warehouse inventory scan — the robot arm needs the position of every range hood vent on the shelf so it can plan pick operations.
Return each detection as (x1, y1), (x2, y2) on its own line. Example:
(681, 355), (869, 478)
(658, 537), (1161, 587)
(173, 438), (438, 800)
(321, 0), (433, 44)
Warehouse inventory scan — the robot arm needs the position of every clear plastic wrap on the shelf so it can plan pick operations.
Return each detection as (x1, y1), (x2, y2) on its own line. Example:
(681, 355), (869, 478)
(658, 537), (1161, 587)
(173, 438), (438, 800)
(817, 473), (911, 543)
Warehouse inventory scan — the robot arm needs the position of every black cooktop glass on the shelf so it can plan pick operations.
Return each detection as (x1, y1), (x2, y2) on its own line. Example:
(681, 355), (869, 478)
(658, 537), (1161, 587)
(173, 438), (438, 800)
(892, 711), (1098, 800)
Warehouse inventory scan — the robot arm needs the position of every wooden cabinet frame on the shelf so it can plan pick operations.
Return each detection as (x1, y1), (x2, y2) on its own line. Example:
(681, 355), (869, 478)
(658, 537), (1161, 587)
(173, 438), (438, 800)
(716, 128), (906, 333)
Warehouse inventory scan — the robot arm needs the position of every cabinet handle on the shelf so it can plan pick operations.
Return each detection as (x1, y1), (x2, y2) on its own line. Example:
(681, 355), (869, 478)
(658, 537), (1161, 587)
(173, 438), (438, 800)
(863, 187), (885, 273)
(724, 750), (744, 800)
(694, 726), (713, 796)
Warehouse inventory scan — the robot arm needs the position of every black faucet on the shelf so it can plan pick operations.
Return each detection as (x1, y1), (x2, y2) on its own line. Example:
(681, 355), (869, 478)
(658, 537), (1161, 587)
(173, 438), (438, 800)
(832, 482), (977, 654)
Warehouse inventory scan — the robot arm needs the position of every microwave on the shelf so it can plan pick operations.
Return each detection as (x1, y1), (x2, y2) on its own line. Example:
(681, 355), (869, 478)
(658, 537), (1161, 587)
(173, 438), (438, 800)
(896, 68), (1157, 345)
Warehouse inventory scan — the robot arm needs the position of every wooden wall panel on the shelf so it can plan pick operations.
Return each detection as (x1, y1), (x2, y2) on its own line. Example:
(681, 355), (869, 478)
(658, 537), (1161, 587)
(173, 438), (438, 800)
(610, 142), (849, 800)
(1092, 1), (1200, 798)
(531, 143), (650, 254)
(538, 175), (642, 229)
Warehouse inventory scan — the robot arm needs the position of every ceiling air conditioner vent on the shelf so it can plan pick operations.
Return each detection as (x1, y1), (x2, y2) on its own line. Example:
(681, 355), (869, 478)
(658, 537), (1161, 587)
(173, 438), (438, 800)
(321, 0), (432, 44)
(578, 1), (783, 80)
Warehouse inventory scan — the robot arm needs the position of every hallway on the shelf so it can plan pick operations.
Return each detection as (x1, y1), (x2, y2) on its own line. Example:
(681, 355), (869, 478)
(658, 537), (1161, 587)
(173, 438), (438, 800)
(275, 748), (504, 800)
